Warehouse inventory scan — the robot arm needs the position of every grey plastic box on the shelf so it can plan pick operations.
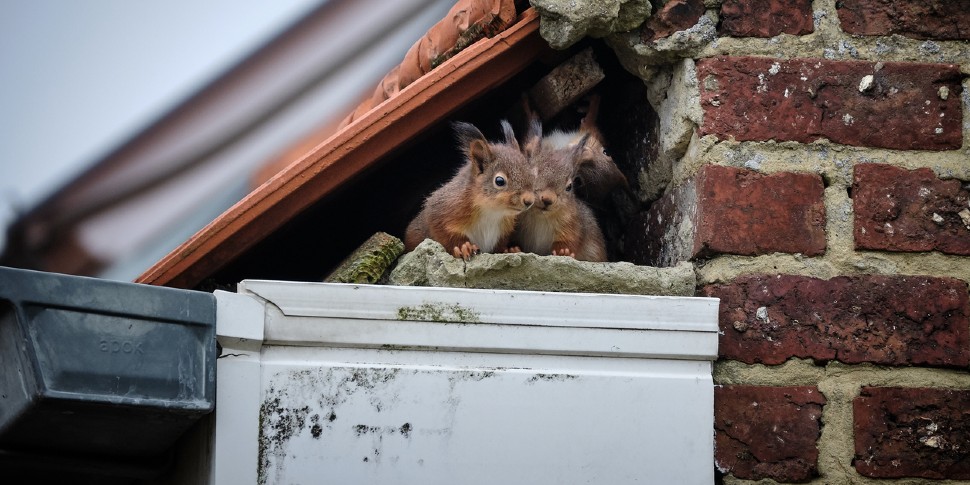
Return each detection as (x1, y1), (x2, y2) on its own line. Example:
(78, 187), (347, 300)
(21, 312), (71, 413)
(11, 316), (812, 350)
(0, 266), (216, 458)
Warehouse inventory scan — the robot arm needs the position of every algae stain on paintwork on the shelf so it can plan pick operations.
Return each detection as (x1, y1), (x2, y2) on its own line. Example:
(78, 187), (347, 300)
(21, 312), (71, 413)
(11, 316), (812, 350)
(258, 393), (312, 485)
(397, 302), (481, 323)
(258, 367), (405, 484)
(527, 373), (579, 384)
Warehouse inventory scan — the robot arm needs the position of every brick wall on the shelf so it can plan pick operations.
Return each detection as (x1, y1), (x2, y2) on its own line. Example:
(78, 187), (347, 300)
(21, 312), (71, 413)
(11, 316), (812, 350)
(605, 0), (970, 482)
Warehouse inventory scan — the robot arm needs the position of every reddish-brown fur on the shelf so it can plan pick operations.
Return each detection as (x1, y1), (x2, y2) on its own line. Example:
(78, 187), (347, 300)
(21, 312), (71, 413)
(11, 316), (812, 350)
(539, 94), (628, 209)
(514, 119), (607, 262)
(405, 121), (535, 259)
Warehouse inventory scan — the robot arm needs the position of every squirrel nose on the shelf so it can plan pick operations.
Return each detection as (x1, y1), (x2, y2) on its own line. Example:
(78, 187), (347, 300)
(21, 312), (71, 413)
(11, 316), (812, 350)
(521, 193), (535, 209)
(541, 195), (555, 207)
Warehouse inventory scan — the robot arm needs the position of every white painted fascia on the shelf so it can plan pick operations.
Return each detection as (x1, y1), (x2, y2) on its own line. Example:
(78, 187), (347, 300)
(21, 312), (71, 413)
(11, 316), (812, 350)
(236, 281), (719, 360)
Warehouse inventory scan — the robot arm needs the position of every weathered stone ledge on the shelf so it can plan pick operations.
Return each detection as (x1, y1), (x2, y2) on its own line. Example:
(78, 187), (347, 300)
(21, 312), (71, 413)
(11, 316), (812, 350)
(388, 239), (696, 296)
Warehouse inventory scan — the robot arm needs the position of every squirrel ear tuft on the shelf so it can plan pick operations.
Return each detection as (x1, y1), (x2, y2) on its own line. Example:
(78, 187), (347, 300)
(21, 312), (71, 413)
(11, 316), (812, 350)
(453, 122), (491, 173)
(572, 133), (592, 156)
(523, 117), (543, 157)
(571, 134), (595, 171)
(500, 120), (520, 151)
(452, 121), (485, 145)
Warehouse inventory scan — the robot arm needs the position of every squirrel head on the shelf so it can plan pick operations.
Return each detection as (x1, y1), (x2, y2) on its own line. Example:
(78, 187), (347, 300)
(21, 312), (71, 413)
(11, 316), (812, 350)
(528, 126), (593, 213)
(525, 114), (623, 208)
(452, 121), (536, 212)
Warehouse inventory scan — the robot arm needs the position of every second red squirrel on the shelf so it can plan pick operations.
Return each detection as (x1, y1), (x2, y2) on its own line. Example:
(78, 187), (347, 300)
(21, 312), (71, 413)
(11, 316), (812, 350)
(513, 118), (608, 262)
(404, 121), (535, 260)
(534, 94), (628, 210)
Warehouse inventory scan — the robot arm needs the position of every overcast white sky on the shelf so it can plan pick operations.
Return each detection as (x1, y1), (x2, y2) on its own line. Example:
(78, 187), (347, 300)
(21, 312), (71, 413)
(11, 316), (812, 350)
(0, 0), (322, 248)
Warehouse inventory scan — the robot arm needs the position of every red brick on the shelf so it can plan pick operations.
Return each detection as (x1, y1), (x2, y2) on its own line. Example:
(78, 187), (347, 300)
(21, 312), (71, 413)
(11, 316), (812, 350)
(720, 0), (813, 38)
(838, 0), (970, 40)
(640, 0), (706, 42)
(627, 165), (826, 266)
(701, 274), (970, 367)
(715, 385), (825, 482)
(854, 387), (970, 479)
(853, 163), (970, 255)
(697, 166), (827, 257)
(697, 56), (963, 150)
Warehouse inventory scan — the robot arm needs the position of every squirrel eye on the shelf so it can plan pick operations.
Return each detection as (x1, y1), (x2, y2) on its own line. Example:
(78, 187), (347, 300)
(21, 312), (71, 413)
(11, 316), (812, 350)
(494, 175), (506, 188)
(565, 181), (573, 192)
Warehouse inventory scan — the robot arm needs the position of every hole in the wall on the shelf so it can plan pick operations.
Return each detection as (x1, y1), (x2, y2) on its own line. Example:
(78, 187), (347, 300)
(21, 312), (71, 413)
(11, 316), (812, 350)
(847, 186), (853, 199)
(820, 172), (833, 188)
(205, 40), (662, 286)
(533, 41), (659, 261)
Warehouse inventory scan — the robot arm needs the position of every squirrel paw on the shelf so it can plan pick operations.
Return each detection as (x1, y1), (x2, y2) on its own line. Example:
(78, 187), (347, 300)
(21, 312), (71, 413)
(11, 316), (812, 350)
(504, 246), (522, 253)
(552, 247), (576, 259)
(453, 242), (480, 260)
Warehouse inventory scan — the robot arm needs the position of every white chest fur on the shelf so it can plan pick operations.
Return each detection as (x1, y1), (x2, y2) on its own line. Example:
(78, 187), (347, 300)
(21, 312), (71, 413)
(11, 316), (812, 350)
(542, 130), (578, 150)
(517, 211), (556, 255)
(466, 208), (511, 252)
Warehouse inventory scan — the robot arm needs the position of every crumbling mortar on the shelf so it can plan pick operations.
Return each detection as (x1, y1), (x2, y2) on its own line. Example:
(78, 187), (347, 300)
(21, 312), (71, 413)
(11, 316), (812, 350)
(610, 1), (970, 479)
(694, 0), (970, 67)
(584, 0), (970, 193)
(688, 149), (970, 285)
(602, 0), (970, 207)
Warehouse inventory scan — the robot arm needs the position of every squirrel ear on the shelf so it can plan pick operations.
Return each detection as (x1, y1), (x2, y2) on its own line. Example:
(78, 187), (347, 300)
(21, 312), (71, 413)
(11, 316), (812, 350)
(468, 139), (491, 174)
(571, 133), (595, 171)
(452, 121), (485, 143)
(579, 93), (601, 134)
(523, 117), (543, 157)
(452, 122), (492, 173)
(500, 120), (520, 151)
(572, 133), (591, 156)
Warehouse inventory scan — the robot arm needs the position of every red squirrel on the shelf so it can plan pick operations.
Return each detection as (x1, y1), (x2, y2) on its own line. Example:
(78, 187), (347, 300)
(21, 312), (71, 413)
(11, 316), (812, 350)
(534, 94), (627, 209)
(405, 121), (536, 260)
(513, 118), (608, 262)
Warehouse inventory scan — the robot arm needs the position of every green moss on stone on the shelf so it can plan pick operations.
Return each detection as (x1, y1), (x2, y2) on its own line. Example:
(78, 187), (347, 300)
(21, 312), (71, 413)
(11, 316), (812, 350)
(325, 232), (404, 284)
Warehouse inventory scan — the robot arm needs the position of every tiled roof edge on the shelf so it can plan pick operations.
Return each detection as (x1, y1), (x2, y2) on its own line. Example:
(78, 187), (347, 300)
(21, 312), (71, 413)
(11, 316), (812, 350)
(339, 0), (518, 130)
(137, 8), (544, 289)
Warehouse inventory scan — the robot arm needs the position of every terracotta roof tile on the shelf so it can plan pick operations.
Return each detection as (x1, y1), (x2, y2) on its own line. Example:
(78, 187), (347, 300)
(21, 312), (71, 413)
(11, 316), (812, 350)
(341, 0), (517, 129)
(253, 0), (517, 197)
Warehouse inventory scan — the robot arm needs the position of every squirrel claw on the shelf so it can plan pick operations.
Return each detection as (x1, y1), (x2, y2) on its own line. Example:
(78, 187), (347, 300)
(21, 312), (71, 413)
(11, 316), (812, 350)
(453, 242), (480, 261)
(552, 247), (576, 259)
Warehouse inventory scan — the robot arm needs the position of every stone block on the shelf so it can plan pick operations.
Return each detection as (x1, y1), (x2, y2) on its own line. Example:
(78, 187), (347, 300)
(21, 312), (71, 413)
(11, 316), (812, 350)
(531, 0), (652, 49)
(388, 239), (696, 296)
(528, 47), (605, 120)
